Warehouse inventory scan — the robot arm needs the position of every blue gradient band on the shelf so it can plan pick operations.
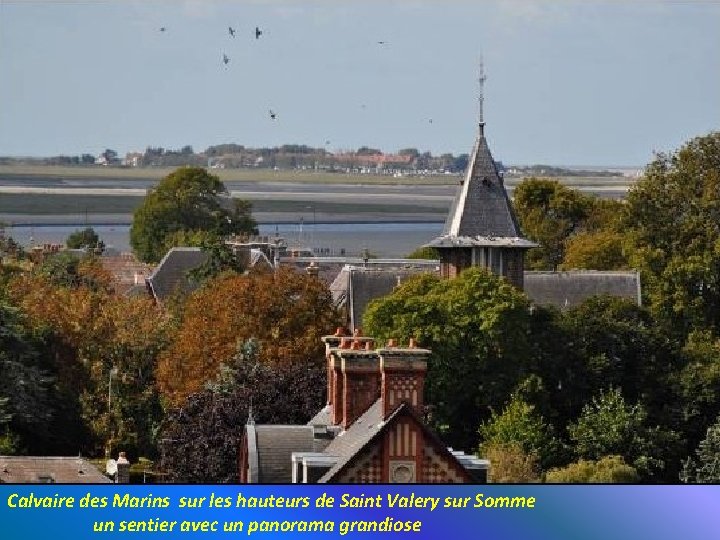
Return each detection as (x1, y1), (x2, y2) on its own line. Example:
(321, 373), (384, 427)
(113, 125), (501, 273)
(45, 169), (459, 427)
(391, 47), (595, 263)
(1, 485), (718, 539)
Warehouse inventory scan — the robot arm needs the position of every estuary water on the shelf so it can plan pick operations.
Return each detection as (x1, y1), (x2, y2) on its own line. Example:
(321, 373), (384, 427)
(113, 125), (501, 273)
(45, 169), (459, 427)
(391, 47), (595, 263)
(7, 221), (445, 259)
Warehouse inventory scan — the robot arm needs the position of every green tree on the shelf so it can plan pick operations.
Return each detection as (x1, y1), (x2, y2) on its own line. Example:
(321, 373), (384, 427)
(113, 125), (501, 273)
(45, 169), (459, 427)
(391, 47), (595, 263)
(130, 167), (258, 263)
(482, 442), (540, 483)
(624, 132), (720, 338)
(680, 413), (720, 483)
(512, 178), (592, 270)
(561, 230), (628, 270)
(405, 246), (439, 260)
(65, 227), (103, 251)
(363, 268), (534, 450)
(478, 395), (562, 469)
(569, 388), (671, 480)
(546, 455), (639, 483)
(674, 331), (720, 454)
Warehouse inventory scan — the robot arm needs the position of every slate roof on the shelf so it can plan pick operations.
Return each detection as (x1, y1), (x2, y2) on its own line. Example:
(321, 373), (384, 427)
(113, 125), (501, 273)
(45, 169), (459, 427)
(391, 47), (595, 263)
(308, 404), (332, 426)
(331, 266), (642, 319)
(524, 271), (642, 309)
(146, 247), (272, 304)
(146, 247), (209, 304)
(251, 426), (317, 483)
(0, 456), (111, 484)
(330, 266), (437, 331)
(427, 130), (535, 249)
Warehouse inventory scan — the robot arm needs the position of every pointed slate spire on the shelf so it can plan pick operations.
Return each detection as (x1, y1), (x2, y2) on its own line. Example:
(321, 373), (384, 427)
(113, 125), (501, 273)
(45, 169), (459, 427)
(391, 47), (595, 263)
(426, 61), (536, 287)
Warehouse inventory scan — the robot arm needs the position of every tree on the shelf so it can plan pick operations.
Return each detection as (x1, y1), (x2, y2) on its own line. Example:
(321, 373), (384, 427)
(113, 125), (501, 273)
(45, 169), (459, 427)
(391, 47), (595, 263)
(478, 395), (562, 469)
(158, 340), (325, 483)
(561, 230), (628, 270)
(674, 331), (720, 454)
(559, 296), (681, 425)
(130, 167), (258, 263)
(546, 456), (639, 483)
(482, 442), (540, 483)
(156, 268), (339, 406)
(363, 268), (535, 451)
(681, 413), (720, 483)
(568, 388), (671, 480)
(0, 301), (55, 453)
(65, 227), (103, 251)
(512, 178), (592, 270)
(404, 246), (439, 260)
(624, 132), (720, 338)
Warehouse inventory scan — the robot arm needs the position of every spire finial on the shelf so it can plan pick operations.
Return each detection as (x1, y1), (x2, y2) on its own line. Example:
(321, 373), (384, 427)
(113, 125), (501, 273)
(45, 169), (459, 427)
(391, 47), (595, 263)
(478, 55), (486, 134)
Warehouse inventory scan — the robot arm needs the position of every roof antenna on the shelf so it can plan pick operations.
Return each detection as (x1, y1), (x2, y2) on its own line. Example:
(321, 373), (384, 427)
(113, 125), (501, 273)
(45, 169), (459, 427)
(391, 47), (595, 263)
(478, 54), (487, 135)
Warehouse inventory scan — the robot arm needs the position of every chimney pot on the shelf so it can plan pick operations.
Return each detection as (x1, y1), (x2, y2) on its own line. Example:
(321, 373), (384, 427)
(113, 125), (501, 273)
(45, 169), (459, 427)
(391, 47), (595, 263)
(334, 327), (345, 337)
(365, 340), (374, 351)
(353, 328), (362, 338)
(387, 338), (397, 348)
(408, 338), (417, 349)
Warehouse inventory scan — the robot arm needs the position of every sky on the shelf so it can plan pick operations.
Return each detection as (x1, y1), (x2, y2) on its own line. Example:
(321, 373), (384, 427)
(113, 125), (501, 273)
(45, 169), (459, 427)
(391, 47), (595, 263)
(0, 0), (718, 165)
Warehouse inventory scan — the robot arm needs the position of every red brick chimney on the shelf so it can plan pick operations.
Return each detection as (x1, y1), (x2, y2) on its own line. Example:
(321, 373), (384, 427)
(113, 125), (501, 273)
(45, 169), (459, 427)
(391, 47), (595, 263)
(321, 329), (375, 426)
(378, 338), (430, 419)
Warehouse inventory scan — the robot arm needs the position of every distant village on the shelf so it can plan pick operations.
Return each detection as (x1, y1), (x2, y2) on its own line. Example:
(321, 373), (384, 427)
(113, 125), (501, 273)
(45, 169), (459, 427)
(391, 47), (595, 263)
(0, 143), (626, 178)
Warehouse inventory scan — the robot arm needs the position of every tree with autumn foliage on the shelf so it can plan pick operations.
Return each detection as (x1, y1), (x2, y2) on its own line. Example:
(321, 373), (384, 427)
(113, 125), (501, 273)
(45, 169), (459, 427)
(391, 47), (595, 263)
(6, 259), (173, 458)
(156, 267), (339, 406)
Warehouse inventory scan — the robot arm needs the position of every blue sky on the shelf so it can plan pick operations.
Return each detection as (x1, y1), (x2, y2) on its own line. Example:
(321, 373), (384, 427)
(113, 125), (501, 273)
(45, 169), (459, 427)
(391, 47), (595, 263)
(1, 0), (718, 165)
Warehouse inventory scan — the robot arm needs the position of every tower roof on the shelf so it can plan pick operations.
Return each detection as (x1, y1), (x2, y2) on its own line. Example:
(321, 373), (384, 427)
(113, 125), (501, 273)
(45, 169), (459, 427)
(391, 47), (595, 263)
(427, 129), (536, 249)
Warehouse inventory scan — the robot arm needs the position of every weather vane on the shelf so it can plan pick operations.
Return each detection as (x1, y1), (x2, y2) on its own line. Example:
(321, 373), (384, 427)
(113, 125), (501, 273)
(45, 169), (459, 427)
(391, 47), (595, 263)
(478, 55), (487, 131)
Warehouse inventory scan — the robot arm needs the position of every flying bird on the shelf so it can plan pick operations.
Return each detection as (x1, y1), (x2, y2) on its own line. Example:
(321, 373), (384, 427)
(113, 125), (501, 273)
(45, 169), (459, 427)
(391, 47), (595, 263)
(255, 26), (263, 39)
(377, 41), (388, 45)
(228, 26), (236, 38)
(222, 53), (230, 65)
(159, 27), (166, 32)
(269, 109), (276, 120)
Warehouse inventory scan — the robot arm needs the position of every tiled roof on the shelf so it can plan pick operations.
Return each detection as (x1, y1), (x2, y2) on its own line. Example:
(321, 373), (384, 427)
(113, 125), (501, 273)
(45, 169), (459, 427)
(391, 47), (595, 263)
(331, 266), (436, 331)
(440, 132), (523, 238)
(524, 270), (641, 309)
(253, 426), (316, 483)
(146, 247), (209, 303)
(318, 400), (386, 482)
(0, 456), (111, 484)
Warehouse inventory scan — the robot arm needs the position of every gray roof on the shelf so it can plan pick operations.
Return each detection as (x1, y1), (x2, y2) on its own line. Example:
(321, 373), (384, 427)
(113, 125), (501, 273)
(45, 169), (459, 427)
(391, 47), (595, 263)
(331, 265), (642, 320)
(524, 271), (641, 309)
(318, 400), (387, 482)
(330, 266), (436, 331)
(0, 456), (111, 484)
(146, 247), (209, 303)
(308, 404), (332, 427)
(427, 129), (534, 248)
(250, 425), (317, 483)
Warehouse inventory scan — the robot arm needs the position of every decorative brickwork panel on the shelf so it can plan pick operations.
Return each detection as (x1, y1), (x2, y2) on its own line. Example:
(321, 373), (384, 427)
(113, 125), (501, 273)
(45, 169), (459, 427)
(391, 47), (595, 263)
(422, 444), (467, 483)
(343, 373), (380, 428)
(337, 443), (382, 484)
(388, 420), (418, 459)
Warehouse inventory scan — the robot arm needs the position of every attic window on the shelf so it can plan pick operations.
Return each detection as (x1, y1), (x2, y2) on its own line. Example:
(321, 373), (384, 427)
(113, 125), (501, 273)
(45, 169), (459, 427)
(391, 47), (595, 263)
(36, 475), (55, 483)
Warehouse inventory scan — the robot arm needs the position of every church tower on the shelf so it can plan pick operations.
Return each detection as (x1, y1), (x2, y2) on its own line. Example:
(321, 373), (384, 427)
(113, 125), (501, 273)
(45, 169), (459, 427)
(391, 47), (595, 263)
(426, 60), (536, 289)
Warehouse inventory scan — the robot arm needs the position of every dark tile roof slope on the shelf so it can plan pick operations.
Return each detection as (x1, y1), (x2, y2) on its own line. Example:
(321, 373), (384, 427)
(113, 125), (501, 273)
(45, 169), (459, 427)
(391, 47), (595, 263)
(146, 247), (209, 303)
(524, 271), (641, 309)
(0, 456), (111, 483)
(254, 426), (316, 483)
(428, 133), (535, 249)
